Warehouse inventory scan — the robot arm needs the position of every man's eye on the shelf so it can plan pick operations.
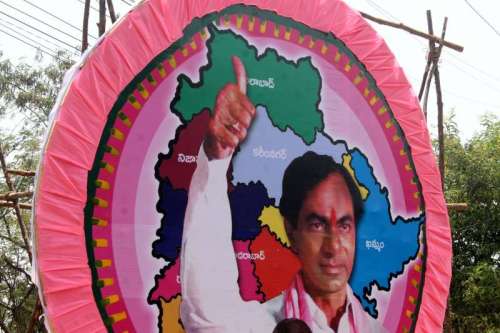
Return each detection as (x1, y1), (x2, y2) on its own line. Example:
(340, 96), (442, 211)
(338, 221), (352, 232)
(308, 221), (325, 231)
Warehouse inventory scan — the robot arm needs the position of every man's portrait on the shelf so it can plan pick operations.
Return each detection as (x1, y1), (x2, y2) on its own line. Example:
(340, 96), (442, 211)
(179, 57), (386, 333)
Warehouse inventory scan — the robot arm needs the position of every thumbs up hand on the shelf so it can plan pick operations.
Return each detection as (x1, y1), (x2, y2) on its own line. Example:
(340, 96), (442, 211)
(204, 56), (256, 160)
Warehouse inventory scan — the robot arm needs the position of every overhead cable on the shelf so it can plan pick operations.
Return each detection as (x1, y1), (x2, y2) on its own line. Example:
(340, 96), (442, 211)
(464, 0), (500, 37)
(76, 0), (111, 18)
(119, 0), (133, 6)
(0, 20), (65, 55)
(21, 0), (97, 40)
(0, 10), (80, 52)
(0, 28), (56, 57)
(0, 16), (74, 54)
(0, 0), (81, 42)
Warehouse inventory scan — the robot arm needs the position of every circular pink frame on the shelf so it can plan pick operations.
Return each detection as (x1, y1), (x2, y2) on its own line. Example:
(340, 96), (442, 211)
(33, 0), (451, 332)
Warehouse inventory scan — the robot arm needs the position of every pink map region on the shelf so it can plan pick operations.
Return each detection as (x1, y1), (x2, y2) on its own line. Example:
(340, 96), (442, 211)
(150, 240), (265, 304)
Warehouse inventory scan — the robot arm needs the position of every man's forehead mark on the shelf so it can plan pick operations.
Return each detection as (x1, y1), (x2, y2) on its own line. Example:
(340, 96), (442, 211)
(330, 208), (337, 225)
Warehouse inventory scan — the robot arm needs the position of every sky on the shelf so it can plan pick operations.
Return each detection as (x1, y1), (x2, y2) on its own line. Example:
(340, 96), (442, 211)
(0, 0), (499, 141)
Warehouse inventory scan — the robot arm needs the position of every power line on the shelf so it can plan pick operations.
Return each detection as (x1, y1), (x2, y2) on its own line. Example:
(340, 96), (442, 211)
(362, 1), (500, 92)
(0, 16), (76, 55)
(21, 0), (97, 40)
(119, 0), (134, 6)
(75, 0), (111, 18)
(364, 0), (428, 50)
(441, 58), (500, 94)
(442, 88), (500, 110)
(464, 0), (500, 37)
(365, 0), (399, 22)
(0, 20), (64, 56)
(443, 49), (500, 84)
(0, 28), (56, 58)
(0, 10), (80, 52)
(0, 0), (81, 42)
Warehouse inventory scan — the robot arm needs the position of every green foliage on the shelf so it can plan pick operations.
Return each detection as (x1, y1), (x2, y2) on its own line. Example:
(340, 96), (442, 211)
(443, 111), (500, 332)
(0, 51), (74, 332)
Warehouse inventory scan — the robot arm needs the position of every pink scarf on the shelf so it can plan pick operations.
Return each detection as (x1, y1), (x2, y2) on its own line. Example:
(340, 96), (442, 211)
(284, 274), (313, 328)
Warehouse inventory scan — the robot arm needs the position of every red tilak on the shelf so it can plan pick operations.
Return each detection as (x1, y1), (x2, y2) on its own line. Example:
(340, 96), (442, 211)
(330, 208), (337, 226)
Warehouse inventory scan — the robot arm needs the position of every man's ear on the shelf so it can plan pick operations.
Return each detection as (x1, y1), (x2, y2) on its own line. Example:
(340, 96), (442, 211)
(284, 219), (297, 252)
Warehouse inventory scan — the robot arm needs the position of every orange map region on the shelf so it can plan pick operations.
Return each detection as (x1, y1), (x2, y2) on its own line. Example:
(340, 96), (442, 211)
(160, 295), (184, 333)
(250, 226), (301, 300)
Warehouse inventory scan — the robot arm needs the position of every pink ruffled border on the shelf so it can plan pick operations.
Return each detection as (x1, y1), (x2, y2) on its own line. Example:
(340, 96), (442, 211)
(32, 0), (451, 332)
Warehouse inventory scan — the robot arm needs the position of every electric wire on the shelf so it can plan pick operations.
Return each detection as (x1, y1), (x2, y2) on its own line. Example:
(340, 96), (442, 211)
(442, 88), (500, 110)
(464, 0), (500, 37)
(75, 0), (111, 19)
(0, 28), (56, 58)
(362, 1), (500, 94)
(0, 10), (80, 52)
(440, 60), (500, 94)
(0, 0), (81, 42)
(119, 0), (133, 6)
(0, 20), (64, 56)
(0, 16), (75, 55)
(443, 49), (500, 84)
(21, 0), (97, 40)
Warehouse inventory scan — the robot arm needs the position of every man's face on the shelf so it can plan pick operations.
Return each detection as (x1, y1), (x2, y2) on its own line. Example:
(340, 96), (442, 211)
(289, 172), (356, 297)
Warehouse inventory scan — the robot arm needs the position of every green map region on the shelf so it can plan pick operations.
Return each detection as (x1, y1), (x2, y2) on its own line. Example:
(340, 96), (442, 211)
(171, 25), (324, 144)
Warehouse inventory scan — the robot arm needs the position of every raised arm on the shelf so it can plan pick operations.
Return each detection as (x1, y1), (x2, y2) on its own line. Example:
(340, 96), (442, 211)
(180, 57), (274, 332)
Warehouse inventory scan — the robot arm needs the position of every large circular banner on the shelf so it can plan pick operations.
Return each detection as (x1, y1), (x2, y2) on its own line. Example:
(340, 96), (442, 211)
(32, 1), (451, 333)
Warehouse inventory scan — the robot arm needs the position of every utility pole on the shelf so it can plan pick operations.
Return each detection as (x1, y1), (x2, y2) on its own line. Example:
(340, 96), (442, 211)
(362, 10), (464, 202)
(82, 0), (117, 53)
(82, 0), (90, 52)
(416, 11), (448, 187)
(98, 0), (106, 36)
(107, 0), (117, 23)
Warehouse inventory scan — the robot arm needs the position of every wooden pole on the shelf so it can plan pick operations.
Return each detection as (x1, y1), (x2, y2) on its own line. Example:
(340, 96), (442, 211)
(6, 169), (35, 177)
(98, 0), (106, 36)
(0, 201), (32, 209)
(418, 52), (433, 103)
(447, 203), (468, 211)
(422, 11), (436, 118)
(418, 10), (435, 104)
(0, 145), (32, 262)
(106, 0), (117, 23)
(25, 297), (42, 333)
(359, 11), (463, 52)
(0, 191), (33, 201)
(82, 0), (90, 53)
(434, 17), (448, 187)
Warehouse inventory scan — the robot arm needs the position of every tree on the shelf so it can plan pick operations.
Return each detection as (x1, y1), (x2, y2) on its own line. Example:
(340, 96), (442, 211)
(443, 112), (500, 332)
(0, 51), (74, 332)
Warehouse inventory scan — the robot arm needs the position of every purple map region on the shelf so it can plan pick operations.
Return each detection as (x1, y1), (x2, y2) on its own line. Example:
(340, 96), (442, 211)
(232, 106), (347, 202)
(229, 181), (274, 240)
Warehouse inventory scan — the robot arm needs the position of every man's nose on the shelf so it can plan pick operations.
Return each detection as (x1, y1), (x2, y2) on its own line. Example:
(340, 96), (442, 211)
(321, 231), (341, 257)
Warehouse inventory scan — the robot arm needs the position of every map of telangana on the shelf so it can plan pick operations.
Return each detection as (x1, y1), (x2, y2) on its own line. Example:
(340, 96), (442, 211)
(147, 22), (424, 331)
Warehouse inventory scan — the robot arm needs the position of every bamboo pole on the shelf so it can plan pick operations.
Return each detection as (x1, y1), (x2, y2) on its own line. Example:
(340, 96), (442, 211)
(81, 0), (90, 52)
(0, 145), (32, 262)
(360, 11), (463, 52)
(0, 200), (32, 209)
(6, 169), (35, 177)
(98, 0), (106, 36)
(106, 0), (117, 23)
(0, 191), (33, 201)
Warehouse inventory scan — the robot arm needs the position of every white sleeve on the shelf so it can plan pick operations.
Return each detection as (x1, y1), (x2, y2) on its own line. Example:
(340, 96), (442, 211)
(180, 146), (276, 333)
